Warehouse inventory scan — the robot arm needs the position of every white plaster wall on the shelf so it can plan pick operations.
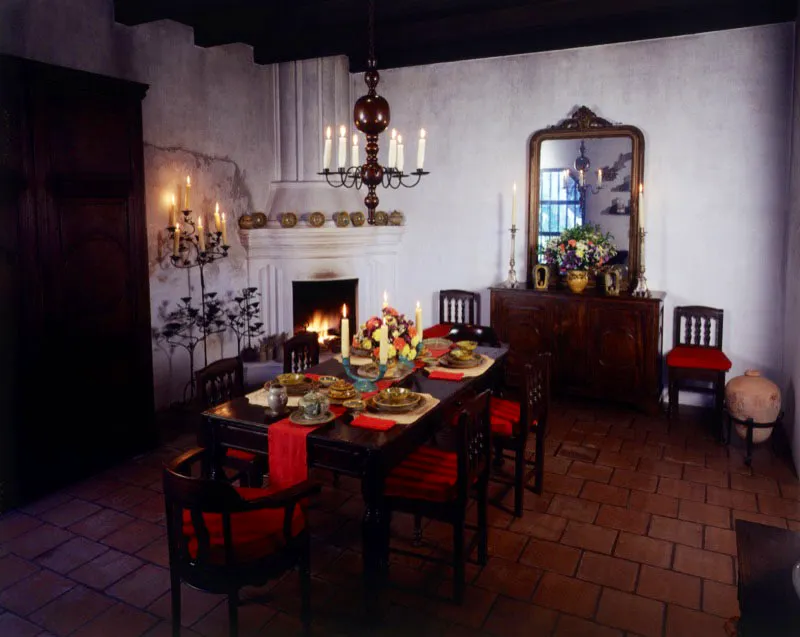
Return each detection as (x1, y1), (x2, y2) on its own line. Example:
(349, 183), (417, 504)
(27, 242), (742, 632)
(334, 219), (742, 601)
(0, 0), (278, 407)
(359, 25), (793, 400)
(783, 6), (800, 472)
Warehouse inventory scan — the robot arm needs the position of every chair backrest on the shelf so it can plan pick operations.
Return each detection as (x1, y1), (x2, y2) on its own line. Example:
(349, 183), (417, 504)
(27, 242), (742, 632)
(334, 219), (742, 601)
(283, 331), (320, 373)
(453, 389), (491, 505)
(445, 324), (501, 347)
(163, 448), (253, 569)
(673, 306), (724, 350)
(518, 354), (551, 440)
(196, 357), (244, 409)
(439, 289), (480, 325)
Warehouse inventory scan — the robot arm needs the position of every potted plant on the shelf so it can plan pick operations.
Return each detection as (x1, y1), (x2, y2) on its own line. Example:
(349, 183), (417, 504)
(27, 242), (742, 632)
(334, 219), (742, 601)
(542, 224), (617, 294)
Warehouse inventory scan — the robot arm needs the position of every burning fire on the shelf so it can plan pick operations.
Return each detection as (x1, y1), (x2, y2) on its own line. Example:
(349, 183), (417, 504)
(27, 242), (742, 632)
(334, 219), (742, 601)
(305, 310), (337, 345)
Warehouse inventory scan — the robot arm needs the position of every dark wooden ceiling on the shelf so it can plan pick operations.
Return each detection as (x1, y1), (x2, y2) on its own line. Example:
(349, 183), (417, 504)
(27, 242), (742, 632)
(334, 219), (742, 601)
(114, 0), (796, 71)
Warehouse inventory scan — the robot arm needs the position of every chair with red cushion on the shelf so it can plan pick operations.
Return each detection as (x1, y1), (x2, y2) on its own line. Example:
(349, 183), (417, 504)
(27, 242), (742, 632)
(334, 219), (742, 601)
(666, 306), (731, 431)
(384, 389), (491, 603)
(196, 357), (266, 487)
(163, 448), (320, 637)
(489, 354), (550, 517)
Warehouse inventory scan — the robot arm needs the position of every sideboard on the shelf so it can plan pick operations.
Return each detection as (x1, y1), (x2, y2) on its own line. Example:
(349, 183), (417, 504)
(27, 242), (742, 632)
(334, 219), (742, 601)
(490, 287), (665, 413)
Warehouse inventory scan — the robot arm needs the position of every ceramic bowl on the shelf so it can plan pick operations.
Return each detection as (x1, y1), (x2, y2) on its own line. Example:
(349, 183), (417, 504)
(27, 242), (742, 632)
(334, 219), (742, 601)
(350, 211), (366, 227)
(343, 399), (366, 411)
(449, 348), (475, 361)
(377, 387), (417, 405)
(455, 340), (478, 352)
(277, 373), (307, 386)
(317, 375), (339, 387)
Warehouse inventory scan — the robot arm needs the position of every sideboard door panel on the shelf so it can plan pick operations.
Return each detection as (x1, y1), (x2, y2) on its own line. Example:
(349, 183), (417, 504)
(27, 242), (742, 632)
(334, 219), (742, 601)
(590, 306), (644, 398)
(555, 299), (588, 388)
(491, 294), (553, 388)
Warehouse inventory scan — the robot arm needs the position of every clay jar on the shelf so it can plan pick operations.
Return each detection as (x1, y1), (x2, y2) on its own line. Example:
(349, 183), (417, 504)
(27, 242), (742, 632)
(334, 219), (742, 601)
(725, 369), (781, 442)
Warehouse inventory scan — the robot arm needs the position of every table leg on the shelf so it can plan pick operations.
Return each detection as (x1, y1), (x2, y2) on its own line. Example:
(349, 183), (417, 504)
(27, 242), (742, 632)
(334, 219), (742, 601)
(361, 464), (386, 623)
(204, 416), (225, 481)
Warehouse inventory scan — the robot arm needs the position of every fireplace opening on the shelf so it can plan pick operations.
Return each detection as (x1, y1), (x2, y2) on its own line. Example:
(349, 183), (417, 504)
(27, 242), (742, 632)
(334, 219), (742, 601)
(292, 279), (358, 348)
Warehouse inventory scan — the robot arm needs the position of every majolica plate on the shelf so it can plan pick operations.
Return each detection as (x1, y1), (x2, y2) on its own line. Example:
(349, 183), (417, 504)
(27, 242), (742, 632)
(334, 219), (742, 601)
(308, 211), (326, 227)
(350, 211), (366, 227)
(439, 353), (483, 368)
(422, 337), (452, 350)
(373, 210), (389, 226)
(333, 211), (350, 227)
(252, 212), (268, 228)
(374, 387), (421, 410)
(289, 409), (337, 426)
(366, 394), (424, 414)
(277, 373), (307, 386)
(279, 212), (298, 228)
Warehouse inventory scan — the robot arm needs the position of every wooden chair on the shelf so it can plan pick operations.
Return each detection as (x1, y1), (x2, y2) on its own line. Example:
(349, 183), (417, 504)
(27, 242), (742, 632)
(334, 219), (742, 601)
(439, 290), (481, 325)
(163, 448), (319, 637)
(489, 355), (550, 517)
(196, 357), (265, 487)
(444, 323), (501, 348)
(383, 390), (491, 603)
(283, 331), (320, 374)
(666, 306), (731, 432)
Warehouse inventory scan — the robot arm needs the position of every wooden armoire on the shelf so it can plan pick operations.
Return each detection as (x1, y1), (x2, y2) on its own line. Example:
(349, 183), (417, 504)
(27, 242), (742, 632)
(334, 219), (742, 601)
(0, 56), (155, 508)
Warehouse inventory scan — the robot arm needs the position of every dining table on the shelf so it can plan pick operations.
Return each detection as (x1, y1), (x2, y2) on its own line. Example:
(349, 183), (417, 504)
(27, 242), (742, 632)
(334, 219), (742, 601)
(201, 342), (508, 618)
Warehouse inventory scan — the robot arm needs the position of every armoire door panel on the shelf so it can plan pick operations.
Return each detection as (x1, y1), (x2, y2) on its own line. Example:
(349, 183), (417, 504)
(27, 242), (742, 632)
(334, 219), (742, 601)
(590, 306), (645, 396)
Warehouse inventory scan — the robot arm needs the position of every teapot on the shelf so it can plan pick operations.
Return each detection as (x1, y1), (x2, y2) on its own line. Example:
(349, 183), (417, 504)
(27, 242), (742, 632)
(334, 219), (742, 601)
(298, 391), (329, 419)
(266, 382), (288, 413)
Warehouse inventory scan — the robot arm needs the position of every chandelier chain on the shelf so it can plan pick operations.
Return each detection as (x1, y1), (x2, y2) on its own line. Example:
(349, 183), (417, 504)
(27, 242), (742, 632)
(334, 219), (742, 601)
(368, 0), (376, 63)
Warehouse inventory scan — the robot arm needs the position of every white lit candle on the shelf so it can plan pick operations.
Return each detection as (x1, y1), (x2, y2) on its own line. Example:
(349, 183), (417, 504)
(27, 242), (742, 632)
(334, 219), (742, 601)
(197, 216), (206, 252)
(638, 183), (645, 228)
(413, 301), (423, 347)
(388, 129), (398, 169)
(184, 175), (191, 210)
(579, 169), (585, 187)
(337, 125), (347, 170)
(323, 126), (332, 171)
(214, 202), (221, 233)
(382, 290), (388, 309)
(511, 182), (517, 227)
(397, 134), (405, 173)
(379, 323), (388, 365)
(173, 225), (180, 257)
(416, 128), (427, 171)
(169, 194), (176, 227)
(341, 304), (350, 358)
(221, 212), (228, 245)
(351, 134), (359, 168)
(597, 169), (603, 187)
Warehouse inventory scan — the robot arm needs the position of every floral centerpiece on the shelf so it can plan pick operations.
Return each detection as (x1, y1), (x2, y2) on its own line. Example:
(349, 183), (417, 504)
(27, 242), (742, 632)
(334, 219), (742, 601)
(542, 224), (617, 294)
(353, 306), (418, 362)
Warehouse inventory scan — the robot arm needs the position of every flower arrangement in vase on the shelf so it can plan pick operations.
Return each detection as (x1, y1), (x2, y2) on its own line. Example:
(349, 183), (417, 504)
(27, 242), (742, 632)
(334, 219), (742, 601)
(543, 224), (617, 294)
(353, 306), (419, 363)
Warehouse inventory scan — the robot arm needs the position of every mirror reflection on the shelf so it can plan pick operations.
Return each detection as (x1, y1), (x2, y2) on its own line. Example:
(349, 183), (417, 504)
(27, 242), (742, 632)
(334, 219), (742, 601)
(537, 136), (633, 267)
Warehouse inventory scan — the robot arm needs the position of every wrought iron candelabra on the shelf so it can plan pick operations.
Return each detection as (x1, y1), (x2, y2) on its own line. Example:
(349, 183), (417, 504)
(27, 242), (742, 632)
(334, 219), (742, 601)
(632, 227), (651, 298)
(166, 209), (230, 364)
(502, 225), (519, 288)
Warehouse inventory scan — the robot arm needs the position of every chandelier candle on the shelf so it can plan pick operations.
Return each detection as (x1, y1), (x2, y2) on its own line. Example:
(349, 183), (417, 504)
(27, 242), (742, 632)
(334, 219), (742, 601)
(351, 134), (359, 168)
(169, 194), (176, 228)
(214, 203), (221, 233)
(323, 126), (332, 171)
(221, 212), (227, 245)
(184, 175), (191, 210)
(397, 135), (404, 172)
(340, 304), (350, 358)
(338, 125), (347, 170)
(388, 129), (398, 169)
(597, 169), (603, 187)
(173, 225), (180, 257)
(197, 216), (206, 252)
(417, 129), (427, 170)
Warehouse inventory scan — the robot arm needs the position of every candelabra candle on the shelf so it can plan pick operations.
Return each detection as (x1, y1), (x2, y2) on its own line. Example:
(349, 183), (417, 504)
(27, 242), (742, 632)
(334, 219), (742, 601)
(397, 135), (405, 173)
(388, 129), (398, 169)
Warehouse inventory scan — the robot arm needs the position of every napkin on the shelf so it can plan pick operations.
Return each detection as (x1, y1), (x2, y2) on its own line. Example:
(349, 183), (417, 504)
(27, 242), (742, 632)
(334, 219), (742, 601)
(427, 348), (451, 358)
(427, 370), (464, 381)
(350, 414), (396, 431)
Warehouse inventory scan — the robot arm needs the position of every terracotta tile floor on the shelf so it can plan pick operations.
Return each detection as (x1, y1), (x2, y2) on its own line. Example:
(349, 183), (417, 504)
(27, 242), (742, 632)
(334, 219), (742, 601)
(0, 401), (797, 636)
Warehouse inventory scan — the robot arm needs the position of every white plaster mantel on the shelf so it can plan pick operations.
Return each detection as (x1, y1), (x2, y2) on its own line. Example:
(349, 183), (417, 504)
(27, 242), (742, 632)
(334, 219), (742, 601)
(241, 225), (406, 335)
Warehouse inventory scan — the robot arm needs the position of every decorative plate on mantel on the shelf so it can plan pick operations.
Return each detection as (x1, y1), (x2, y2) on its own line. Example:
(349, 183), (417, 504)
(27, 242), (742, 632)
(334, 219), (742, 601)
(308, 211), (325, 227)
(374, 210), (389, 226)
(350, 211), (365, 227)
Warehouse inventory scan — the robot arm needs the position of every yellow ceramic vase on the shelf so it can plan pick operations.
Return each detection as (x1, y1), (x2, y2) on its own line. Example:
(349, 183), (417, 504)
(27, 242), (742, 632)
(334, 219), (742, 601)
(566, 270), (589, 294)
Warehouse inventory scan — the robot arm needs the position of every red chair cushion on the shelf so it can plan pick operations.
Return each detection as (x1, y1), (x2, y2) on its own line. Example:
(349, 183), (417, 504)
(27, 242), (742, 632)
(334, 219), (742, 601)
(225, 448), (257, 462)
(385, 446), (458, 503)
(181, 487), (305, 564)
(423, 323), (453, 339)
(490, 396), (520, 436)
(666, 346), (732, 371)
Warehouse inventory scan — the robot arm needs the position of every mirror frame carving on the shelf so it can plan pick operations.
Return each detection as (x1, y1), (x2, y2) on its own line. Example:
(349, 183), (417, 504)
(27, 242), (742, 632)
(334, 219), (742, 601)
(527, 106), (645, 289)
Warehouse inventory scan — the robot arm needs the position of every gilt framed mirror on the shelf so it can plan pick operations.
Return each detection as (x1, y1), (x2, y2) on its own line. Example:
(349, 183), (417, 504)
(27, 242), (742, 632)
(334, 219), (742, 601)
(527, 106), (645, 290)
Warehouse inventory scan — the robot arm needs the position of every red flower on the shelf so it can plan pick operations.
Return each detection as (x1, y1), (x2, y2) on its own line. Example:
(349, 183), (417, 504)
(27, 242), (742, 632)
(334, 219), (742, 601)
(373, 347), (380, 359)
(393, 336), (406, 351)
(408, 326), (417, 338)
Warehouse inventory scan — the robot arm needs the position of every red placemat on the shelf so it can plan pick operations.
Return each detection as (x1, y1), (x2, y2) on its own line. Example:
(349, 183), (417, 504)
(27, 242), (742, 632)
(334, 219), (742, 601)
(350, 414), (397, 431)
(267, 405), (345, 489)
(427, 370), (464, 381)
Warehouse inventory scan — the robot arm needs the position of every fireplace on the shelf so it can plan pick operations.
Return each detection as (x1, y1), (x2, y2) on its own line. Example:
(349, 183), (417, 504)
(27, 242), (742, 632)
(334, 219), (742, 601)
(292, 278), (358, 346)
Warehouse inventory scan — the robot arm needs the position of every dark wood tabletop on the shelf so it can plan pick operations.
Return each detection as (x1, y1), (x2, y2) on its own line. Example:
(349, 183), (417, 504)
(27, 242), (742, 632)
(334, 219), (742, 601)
(736, 519), (800, 636)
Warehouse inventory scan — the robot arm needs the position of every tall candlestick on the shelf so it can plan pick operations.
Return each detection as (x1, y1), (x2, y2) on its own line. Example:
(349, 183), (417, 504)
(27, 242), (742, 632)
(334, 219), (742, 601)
(169, 194), (176, 227)
(379, 323), (388, 364)
(397, 135), (405, 173)
(388, 129), (398, 169)
(638, 183), (645, 228)
(197, 216), (206, 252)
(382, 290), (388, 309)
(417, 128), (427, 170)
(214, 202), (221, 233)
(337, 125), (347, 170)
(341, 304), (350, 358)
(351, 134), (359, 168)
(511, 182), (517, 227)
(184, 175), (191, 210)
(221, 212), (228, 245)
(323, 126), (332, 171)
(597, 169), (603, 187)
(414, 301), (423, 346)
(173, 226), (180, 257)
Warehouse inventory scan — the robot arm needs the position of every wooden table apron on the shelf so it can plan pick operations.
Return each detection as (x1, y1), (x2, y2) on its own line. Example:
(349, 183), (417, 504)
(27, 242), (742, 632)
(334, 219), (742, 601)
(201, 345), (508, 616)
